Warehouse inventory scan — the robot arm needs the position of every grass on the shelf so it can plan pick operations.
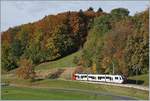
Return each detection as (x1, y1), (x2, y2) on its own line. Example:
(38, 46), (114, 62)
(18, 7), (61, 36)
(128, 74), (149, 86)
(1, 86), (113, 100)
(1, 75), (149, 100)
(37, 79), (149, 100)
(1, 50), (149, 100)
(35, 51), (81, 70)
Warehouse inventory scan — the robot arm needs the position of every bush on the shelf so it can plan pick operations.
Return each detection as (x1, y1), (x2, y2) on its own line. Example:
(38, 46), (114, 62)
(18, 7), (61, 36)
(16, 58), (36, 80)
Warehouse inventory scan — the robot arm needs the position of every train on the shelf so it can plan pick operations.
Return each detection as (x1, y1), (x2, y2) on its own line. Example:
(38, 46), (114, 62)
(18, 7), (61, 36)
(72, 73), (126, 84)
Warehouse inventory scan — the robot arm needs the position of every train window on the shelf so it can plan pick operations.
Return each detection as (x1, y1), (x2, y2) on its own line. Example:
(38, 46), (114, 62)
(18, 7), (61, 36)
(106, 77), (110, 79)
(106, 77), (112, 80)
(81, 76), (87, 78)
(88, 76), (96, 79)
(98, 77), (105, 80)
(115, 77), (118, 80)
(120, 77), (122, 80)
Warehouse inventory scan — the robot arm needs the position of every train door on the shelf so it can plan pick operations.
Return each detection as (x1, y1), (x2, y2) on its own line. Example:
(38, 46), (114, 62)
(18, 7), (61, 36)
(105, 76), (113, 83)
(98, 76), (105, 82)
(114, 76), (120, 83)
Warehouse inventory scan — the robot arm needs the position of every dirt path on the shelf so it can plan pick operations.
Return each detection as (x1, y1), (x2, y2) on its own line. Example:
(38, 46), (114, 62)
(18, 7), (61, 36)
(60, 67), (75, 79)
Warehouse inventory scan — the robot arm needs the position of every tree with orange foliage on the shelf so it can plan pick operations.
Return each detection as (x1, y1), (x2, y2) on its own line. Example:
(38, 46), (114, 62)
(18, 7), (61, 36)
(16, 58), (36, 81)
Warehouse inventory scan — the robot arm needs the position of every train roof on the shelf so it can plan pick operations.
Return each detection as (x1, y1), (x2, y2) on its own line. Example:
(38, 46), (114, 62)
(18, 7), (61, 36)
(75, 73), (123, 76)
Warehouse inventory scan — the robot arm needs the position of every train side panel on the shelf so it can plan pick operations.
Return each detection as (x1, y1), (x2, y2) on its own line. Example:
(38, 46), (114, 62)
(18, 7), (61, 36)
(73, 74), (124, 84)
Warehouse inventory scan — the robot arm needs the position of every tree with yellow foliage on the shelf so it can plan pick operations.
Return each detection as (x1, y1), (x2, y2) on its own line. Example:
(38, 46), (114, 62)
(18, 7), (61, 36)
(92, 62), (97, 74)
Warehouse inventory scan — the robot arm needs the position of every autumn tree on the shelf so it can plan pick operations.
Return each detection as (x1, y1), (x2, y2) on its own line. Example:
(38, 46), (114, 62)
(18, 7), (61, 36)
(92, 62), (97, 74)
(87, 7), (94, 11)
(81, 13), (112, 73)
(111, 8), (129, 20)
(1, 27), (22, 71)
(80, 8), (148, 76)
(1, 44), (17, 71)
(111, 8), (129, 16)
(16, 58), (36, 81)
(97, 8), (103, 12)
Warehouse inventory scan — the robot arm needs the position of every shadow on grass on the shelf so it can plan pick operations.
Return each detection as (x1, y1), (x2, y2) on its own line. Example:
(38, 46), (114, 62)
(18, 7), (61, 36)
(35, 78), (44, 81)
(29, 78), (44, 83)
(126, 79), (144, 85)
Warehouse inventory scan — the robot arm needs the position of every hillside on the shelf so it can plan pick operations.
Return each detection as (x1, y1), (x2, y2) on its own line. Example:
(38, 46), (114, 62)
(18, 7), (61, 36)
(1, 3), (149, 100)
(1, 8), (104, 71)
(1, 8), (149, 78)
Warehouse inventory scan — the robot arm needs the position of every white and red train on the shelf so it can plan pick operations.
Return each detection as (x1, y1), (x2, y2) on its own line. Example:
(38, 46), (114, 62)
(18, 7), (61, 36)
(72, 73), (126, 84)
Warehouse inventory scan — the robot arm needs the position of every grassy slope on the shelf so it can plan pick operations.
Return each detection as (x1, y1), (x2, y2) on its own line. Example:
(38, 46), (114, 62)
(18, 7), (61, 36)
(37, 80), (149, 100)
(128, 74), (149, 86)
(1, 50), (149, 100)
(1, 75), (149, 100)
(35, 51), (81, 70)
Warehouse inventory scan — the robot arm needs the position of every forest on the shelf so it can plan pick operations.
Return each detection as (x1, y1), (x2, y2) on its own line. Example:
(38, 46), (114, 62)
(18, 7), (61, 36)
(1, 7), (149, 77)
